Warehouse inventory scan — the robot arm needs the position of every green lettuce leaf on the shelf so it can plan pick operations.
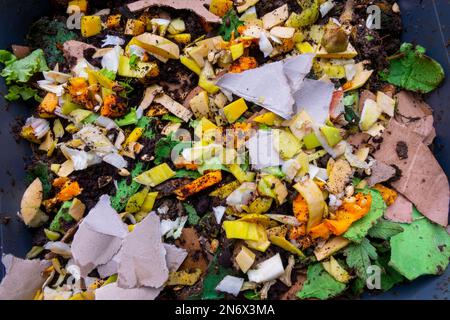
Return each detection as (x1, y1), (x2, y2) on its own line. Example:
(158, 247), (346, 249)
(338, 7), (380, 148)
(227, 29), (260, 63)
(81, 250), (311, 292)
(0, 50), (16, 65)
(4, 85), (40, 102)
(297, 263), (346, 300)
(0, 49), (48, 84)
(380, 43), (445, 93)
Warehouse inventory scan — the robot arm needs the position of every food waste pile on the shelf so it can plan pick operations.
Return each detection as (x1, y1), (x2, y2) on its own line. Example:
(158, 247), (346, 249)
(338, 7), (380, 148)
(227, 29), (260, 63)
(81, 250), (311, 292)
(0, 0), (449, 300)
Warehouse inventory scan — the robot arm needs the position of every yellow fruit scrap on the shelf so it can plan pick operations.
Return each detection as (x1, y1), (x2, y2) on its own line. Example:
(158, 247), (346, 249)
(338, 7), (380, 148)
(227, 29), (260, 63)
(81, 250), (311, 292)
(223, 98), (248, 123)
(124, 19), (146, 36)
(81, 16), (102, 38)
(222, 220), (262, 241)
(269, 235), (305, 258)
(68, 0), (88, 12)
(209, 180), (241, 198)
(134, 163), (176, 187)
(209, 0), (234, 17)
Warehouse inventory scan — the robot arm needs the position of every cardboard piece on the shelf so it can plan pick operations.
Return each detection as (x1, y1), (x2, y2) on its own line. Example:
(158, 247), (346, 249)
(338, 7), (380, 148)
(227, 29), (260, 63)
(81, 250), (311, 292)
(71, 195), (128, 277)
(384, 193), (413, 223)
(0, 255), (51, 300)
(117, 213), (169, 288)
(374, 120), (449, 226)
(395, 91), (436, 145)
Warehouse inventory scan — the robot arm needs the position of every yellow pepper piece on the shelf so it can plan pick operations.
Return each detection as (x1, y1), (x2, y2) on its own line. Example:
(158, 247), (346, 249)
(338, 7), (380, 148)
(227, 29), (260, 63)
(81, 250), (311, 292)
(118, 55), (159, 78)
(134, 163), (176, 187)
(125, 127), (144, 145)
(199, 74), (220, 94)
(245, 224), (270, 252)
(223, 98), (248, 123)
(230, 42), (244, 61)
(128, 224), (135, 232)
(209, 0), (234, 17)
(126, 188), (149, 213)
(252, 112), (283, 126)
(209, 180), (241, 198)
(68, 0), (88, 12)
(180, 55), (202, 75)
(81, 15), (102, 38)
(228, 164), (255, 183)
(223, 220), (262, 241)
(140, 192), (158, 213)
(194, 117), (218, 139)
(296, 41), (315, 53)
(269, 235), (305, 258)
(168, 33), (192, 45)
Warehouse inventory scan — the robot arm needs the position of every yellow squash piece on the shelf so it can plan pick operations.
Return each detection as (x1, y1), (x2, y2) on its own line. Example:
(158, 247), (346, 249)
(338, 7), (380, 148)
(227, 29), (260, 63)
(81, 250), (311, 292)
(223, 98), (248, 123)
(245, 224), (271, 252)
(180, 55), (202, 75)
(315, 43), (358, 59)
(124, 19), (146, 36)
(168, 33), (192, 45)
(223, 220), (262, 241)
(134, 163), (175, 187)
(210, 0), (234, 16)
(294, 179), (326, 231)
(81, 16), (102, 38)
(68, 0), (88, 12)
(269, 235), (305, 258)
(322, 256), (352, 283)
(126, 188), (149, 213)
(134, 33), (180, 59)
(314, 236), (351, 261)
(209, 180), (241, 198)
(118, 55), (159, 78)
(273, 129), (302, 160)
(228, 164), (255, 183)
(252, 112), (283, 126)
(230, 43), (244, 61)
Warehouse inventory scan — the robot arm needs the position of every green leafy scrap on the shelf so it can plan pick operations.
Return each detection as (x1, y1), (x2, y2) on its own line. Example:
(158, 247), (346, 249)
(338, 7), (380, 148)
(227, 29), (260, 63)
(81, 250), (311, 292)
(49, 201), (74, 233)
(344, 189), (386, 243)
(375, 254), (404, 292)
(0, 49), (48, 84)
(161, 113), (183, 123)
(183, 203), (201, 226)
(174, 169), (202, 179)
(26, 162), (52, 198)
(218, 10), (244, 41)
(27, 17), (78, 66)
(110, 162), (147, 212)
(190, 252), (230, 300)
(99, 68), (116, 81)
(4, 85), (41, 102)
(380, 43), (445, 93)
(344, 238), (378, 281)
(389, 208), (450, 281)
(115, 108), (138, 127)
(368, 219), (404, 240)
(136, 116), (156, 139)
(297, 263), (346, 300)
(154, 133), (189, 165)
(0, 50), (16, 65)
